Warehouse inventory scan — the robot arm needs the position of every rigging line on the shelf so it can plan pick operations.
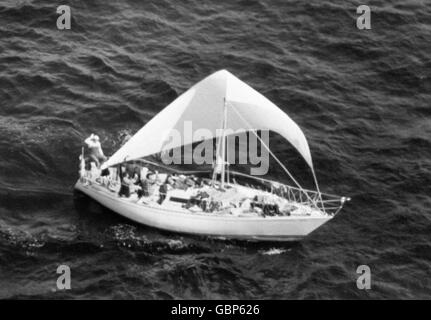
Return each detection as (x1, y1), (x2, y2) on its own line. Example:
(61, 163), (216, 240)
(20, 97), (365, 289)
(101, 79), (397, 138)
(311, 167), (326, 213)
(229, 102), (319, 208)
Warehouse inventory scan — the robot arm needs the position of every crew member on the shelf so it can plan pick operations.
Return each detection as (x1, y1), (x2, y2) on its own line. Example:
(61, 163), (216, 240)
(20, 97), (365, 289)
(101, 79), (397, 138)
(84, 133), (107, 167)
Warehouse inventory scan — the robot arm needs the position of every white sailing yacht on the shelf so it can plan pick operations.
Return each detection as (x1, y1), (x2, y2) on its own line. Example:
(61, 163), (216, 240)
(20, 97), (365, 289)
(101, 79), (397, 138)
(74, 70), (349, 241)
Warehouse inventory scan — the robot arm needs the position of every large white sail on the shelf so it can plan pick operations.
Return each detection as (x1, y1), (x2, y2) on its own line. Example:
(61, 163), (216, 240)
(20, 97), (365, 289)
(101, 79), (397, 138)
(101, 70), (313, 170)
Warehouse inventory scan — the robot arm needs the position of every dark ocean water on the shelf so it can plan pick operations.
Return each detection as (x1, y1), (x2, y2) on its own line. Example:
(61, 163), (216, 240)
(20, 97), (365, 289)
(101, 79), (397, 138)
(0, 0), (430, 299)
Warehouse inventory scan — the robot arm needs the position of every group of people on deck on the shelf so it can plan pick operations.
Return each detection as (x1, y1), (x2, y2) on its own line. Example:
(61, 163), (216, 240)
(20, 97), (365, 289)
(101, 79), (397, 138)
(117, 162), (204, 204)
(118, 166), (170, 204)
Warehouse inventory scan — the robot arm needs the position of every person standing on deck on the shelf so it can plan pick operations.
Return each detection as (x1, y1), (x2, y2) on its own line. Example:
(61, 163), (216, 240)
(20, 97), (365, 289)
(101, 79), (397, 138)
(158, 176), (174, 205)
(84, 133), (107, 167)
(118, 172), (132, 198)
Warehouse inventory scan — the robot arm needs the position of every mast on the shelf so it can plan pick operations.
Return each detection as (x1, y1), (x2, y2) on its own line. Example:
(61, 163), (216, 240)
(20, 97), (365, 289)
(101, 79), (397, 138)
(211, 97), (228, 187)
(220, 98), (228, 188)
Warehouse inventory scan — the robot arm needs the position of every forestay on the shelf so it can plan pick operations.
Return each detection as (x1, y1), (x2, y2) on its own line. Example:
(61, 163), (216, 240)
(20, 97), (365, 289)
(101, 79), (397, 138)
(101, 70), (313, 170)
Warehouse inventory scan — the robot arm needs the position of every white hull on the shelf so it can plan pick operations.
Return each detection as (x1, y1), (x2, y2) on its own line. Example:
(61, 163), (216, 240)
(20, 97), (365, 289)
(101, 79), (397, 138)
(74, 180), (333, 241)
